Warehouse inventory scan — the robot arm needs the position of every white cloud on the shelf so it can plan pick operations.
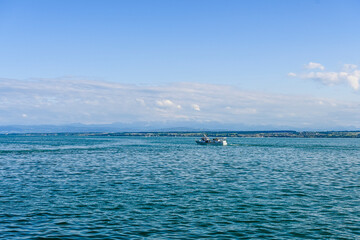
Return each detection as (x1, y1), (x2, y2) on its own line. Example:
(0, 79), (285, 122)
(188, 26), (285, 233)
(156, 99), (181, 109)
(288, 72), (297, 77)
(1, 78), (360, 128)
(191, 104), (200, 111)
(156, 99), (174, 107)
(294, 63), (360, 90)
(305, 70), (360, 90)
(305, 62), (325, 70)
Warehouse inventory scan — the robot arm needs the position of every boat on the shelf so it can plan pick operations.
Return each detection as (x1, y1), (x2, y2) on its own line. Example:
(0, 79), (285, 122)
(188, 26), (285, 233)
(196, 135), (227, 145)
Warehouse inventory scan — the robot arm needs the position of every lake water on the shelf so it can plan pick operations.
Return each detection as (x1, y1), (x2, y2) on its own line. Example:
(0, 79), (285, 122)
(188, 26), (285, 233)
(0, 136), (359, 239)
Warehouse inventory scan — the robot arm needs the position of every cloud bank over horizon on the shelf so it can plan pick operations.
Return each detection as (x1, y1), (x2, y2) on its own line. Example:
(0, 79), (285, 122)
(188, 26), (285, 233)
(1, 77), (360, 129)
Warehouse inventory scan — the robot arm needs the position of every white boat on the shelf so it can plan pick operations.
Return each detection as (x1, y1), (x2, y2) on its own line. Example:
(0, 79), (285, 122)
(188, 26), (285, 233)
(196, 135), (227, 145)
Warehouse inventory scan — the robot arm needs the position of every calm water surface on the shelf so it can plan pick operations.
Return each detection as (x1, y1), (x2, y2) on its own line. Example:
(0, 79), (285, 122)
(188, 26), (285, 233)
(0, 136), (359, 239)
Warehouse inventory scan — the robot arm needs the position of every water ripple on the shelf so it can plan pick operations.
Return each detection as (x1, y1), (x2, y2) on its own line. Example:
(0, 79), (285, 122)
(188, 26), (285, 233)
(0, 136), (359, 239)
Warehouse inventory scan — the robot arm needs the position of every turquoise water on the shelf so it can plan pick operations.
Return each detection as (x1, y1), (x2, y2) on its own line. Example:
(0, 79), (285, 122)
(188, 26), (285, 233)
(0, 136), (359, 239)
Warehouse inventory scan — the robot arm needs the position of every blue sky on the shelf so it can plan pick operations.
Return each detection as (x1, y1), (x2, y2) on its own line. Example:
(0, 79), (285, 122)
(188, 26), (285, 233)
(1, 0), (360, 129)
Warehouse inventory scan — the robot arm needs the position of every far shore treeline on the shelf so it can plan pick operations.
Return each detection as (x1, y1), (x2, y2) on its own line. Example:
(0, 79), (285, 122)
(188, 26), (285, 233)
(3, 131), (360, 138)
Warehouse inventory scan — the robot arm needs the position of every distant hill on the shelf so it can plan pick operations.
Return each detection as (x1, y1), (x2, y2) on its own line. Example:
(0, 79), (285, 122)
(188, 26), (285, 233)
(0, 121), (357, 134)
(3, 130), (360, 138)
(0, 123), (207, 134)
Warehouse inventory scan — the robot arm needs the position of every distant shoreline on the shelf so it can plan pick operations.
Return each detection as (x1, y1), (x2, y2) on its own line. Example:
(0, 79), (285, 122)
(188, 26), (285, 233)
(2, 131), (360, 138)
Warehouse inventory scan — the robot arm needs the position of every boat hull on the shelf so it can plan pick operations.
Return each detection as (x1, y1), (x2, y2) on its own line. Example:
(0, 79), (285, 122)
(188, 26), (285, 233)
(196, 140), (227, 146)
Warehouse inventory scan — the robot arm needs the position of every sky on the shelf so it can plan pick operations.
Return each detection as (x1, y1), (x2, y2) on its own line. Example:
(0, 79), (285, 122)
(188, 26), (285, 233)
(1, 0), (360, 129)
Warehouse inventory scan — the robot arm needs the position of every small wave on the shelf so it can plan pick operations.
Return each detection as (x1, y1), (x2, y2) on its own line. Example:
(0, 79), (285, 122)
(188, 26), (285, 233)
(228, 143), (356, 150)
(0, 145), (116, 154)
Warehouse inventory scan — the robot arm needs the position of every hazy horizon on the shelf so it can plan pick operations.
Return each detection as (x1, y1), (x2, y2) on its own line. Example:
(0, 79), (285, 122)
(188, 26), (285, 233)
(1, 120), (359, 134)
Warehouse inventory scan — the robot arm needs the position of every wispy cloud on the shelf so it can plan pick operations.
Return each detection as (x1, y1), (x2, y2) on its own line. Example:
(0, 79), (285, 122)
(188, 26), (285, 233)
(288, 72), (297, 77)
(1, 77), (360, 128)
(191, 104), (201, 111)
(290, 63), (360, 90)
